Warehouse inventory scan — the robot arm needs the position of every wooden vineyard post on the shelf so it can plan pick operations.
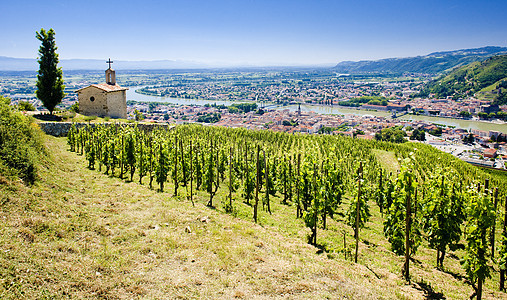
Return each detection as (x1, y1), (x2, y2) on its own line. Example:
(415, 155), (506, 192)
(312, 163), (318, 246)
(228, 146), (233, 212)
(254, 145), (260, 223)
(379, 168), (383, 215)
(477, 179), (489, 300)
(120, 135), (124, 179)
(322, 168), (328, 230)
(343, 231), (347, 260)
(491, 187), (499, 257)
(296, 153), (301, 218)
(110, 141), (115, 177)
(355, 162), (362, 263)
(189, 141), (194, 206)
(138, 138), (143, 184)
(414, 188), (418, 221)
(283, 156), (288, 205)
(205, 141), (215, 208)
(404, 174), (412, 281)
(500, 195), (507, 290)
(288, 159), (293, 204)
(264, 151), (271, 214)
(436, 176), (445, 267)
(180, 140), (187, 187)
(173, 136), (178, 197)
(149, 138), (154, 189)
(243, 142), (247, 187)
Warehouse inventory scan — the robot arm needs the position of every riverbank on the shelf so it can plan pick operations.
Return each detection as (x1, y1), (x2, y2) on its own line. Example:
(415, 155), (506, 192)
(129, 86), (507, 133)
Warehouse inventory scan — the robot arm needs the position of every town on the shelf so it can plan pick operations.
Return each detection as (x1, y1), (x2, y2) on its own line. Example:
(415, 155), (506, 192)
(126, 101), (506, 170)
(1, 69), (506, 170)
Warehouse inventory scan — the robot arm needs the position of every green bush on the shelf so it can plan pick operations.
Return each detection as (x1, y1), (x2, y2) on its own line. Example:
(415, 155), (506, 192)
(410, 128), (426, 141)
(0, 95), (44, 184)
(374, 126), (407, 143)
(18, 101), (36, 111)
(197, 113), (221, 123)
(134, 109), (145, 121)
(69, 102), (79, 113)
(62, 111), (76, 121)
(84, 115), (97, 122)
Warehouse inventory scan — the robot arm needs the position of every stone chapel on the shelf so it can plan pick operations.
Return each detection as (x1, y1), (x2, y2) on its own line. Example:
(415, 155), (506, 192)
(76, 59), (128, 119)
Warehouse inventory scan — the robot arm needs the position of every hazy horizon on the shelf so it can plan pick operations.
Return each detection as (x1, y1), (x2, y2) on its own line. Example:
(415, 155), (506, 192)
(2, 0), (507, 66)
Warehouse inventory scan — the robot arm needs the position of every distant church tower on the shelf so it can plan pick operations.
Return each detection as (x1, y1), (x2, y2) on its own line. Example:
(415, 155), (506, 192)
(76, 58), (128, 119)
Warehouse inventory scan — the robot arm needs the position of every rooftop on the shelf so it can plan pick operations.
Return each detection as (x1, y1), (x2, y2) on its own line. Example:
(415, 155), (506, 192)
(76, 83), (128, 93)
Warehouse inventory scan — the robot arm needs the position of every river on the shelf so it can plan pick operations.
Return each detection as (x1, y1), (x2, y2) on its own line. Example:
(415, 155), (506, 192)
(126, 86), (249, 106)
(282, 104), (507, 133)
(126, 86), (507, 133)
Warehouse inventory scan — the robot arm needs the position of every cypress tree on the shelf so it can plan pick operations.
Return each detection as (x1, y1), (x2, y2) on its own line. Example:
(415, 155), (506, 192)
(35, 28), (65, 115)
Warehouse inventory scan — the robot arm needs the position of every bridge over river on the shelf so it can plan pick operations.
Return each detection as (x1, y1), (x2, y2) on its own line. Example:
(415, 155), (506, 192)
(128, 86), (507, 133)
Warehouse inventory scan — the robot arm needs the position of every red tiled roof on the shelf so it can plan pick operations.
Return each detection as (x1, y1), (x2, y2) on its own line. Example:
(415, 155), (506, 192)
(76, 83), (128, 93)
(483, 148), (497, 154)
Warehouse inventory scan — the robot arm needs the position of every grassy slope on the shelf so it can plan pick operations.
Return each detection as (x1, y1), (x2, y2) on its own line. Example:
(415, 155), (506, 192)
(2, 135), (507, 299)
(33, 112), (131, 123)
(0, 135), (382, 299)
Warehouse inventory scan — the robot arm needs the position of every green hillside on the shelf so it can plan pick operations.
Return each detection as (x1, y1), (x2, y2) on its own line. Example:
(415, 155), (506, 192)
(334, 46), (507, 75)
(2, 100), (507, 299)
(419, 55), (507, 104)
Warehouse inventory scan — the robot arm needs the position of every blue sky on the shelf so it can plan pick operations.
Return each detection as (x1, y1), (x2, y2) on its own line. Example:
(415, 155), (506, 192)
(1, 0), (506, 66)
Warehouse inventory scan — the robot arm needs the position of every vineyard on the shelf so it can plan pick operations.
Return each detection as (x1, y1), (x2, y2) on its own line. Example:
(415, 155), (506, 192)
(68, 123), (507, 299)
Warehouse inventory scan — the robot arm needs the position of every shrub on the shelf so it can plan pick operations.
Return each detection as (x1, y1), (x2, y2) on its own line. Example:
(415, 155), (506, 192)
(197, 113), (221, 123)
(84, 115), (97, 122)
(18, 101), (36, 111)
(69, 102), (79, 113)
(374, 126), (407, 143)
(0, 95), (44, 184)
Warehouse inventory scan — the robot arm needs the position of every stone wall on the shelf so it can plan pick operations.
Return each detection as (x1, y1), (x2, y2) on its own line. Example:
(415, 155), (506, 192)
(37, 122), (174, 137)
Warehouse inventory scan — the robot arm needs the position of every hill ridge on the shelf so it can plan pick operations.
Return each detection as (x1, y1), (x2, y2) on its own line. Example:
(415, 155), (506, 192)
(0, 56), (209, 71)
(334, 46), (507, 75)
(419, 54), (507, 103)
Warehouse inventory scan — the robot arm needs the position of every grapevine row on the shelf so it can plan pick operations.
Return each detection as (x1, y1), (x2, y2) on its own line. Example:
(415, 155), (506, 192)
(68, 123), (507, 299)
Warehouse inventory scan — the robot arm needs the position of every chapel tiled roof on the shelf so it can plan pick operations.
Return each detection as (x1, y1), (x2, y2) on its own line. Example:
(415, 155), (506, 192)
(76, 83), (128, 93)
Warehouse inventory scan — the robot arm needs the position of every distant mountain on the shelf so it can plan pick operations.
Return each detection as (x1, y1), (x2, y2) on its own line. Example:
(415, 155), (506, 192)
(0, 56), (38, 71)
(334, 46), (507, 75)
(419, 54), (507, 104)
(0, 56), (209, 71)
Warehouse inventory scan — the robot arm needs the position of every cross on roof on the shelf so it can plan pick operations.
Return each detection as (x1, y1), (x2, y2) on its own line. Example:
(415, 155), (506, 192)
(106, 58), (113, 69)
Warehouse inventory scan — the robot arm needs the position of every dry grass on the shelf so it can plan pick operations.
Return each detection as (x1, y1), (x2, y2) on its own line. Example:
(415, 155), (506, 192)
(0, 136), (378, 299)
(1, 135), (506, 299)
(372, 149), (400, 175)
